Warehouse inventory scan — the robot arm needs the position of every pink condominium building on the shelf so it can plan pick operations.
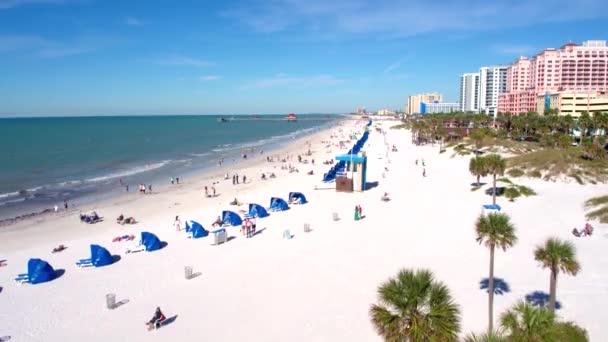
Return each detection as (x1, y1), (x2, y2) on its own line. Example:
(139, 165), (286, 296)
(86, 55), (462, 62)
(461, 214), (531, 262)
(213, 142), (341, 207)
(498, 40), (608, 115)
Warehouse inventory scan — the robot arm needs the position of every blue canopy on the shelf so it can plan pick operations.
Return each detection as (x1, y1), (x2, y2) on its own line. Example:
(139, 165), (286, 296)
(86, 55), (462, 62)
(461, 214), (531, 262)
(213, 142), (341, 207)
(482, 204), (502, 211)
(27, 258), (56, 284)
(141, 231), (162, 251)
(222, 210), (243, 226)
(248, 203), (269, 218)
(184, 221), (192, 233)
(90, 244), (113, 267)
(190, 221), (209, 238)
(270, 197), (289, 211)
(288, 192), (307, 204)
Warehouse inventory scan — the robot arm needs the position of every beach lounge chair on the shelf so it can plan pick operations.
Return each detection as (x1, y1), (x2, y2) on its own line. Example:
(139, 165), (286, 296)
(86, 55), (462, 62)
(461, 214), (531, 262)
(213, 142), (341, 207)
(75, 259), (93, 268)
(124, 243), (146, 254)
(14, 273), (30, 284)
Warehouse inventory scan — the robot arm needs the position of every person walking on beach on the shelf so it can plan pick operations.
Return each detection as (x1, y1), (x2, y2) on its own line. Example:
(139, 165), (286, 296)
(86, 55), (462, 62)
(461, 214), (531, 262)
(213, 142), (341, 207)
(174, 216), (181, 231)
(212, 186), (216, 197)
(64, 201), (68, 211)
(244, 218), (253, 238)
(148, 184), (152, 194)
(236, 174), (239, 184)
(423, 168), (426, 177)
(176, 177), (180, 184)
(204, 186), (209, 197)
(243, 175), (246, 184)
(415, 159), (418, 166)
(251, 216), (257, 235)
(126, 184), (129, 192)
(170, 177), (174, 185)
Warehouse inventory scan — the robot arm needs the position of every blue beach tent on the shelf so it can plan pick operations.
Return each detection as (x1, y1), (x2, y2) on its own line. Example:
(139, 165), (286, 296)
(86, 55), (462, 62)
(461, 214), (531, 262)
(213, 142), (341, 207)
(222, 210), (243, 226)
(28, 258), (56, 284)
(248, 203), (269, 218)
(91, 244), (113, 267)
(288, 192), (307, 204)
(141, 231), (162, 251)
(269, 197), (289, 211)
(190, 221), (209, 238)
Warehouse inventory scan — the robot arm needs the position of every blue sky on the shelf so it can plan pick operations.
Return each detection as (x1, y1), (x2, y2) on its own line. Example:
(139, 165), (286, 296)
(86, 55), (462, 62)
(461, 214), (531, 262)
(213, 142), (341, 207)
(1, 0), (608, 116)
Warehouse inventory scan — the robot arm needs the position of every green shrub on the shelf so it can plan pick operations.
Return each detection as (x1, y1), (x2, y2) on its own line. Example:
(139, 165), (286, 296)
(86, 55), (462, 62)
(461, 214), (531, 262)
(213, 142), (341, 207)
(507, 168), (525, 177)
(528, 170), (542, 178)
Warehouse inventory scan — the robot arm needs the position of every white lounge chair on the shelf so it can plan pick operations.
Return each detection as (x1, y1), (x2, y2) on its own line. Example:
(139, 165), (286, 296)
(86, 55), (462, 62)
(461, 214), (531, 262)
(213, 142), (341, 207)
(124, 243), (146, 254)
(14, 273), (30, 284)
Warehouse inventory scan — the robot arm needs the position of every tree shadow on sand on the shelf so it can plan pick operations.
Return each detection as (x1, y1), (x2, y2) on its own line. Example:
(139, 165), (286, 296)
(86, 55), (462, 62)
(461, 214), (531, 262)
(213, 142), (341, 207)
(479, 277), (511, 295)
(525, 291), (562, 310)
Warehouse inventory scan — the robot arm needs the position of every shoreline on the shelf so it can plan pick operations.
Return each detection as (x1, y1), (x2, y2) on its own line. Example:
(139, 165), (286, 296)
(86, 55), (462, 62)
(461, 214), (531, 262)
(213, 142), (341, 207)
(0, 120), (342, 229)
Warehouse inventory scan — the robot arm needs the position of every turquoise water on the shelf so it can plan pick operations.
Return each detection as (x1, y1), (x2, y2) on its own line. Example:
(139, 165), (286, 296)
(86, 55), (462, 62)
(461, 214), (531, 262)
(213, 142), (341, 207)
(0, 115), (338, 219)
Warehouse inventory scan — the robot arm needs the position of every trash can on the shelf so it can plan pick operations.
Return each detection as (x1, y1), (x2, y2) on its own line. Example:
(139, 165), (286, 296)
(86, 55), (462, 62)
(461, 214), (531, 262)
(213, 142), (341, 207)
(106, 293), (116, 310)
(304, 223), (311, 233)
(212, 228), (227, 245)
(184, 266), (193, 280)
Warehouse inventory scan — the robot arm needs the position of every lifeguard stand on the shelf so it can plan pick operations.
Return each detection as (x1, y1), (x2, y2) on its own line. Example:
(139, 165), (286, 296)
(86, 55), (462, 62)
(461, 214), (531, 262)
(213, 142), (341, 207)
(335, 152), (368, 192)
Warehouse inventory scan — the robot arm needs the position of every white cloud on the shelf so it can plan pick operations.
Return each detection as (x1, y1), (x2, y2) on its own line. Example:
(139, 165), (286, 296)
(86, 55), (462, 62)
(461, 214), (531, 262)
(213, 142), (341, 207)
(383, 60), (401, 74)
(222, 0), (608, 38)
(200, 75), (221, 81)
(125, 16), (143, 26)
(158, 55), (213, 67)
(241, 74), (343, 90)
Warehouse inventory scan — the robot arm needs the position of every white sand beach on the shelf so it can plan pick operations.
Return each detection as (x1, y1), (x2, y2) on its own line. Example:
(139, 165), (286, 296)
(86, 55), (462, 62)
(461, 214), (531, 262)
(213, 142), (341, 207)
(1, 119), (607, 341)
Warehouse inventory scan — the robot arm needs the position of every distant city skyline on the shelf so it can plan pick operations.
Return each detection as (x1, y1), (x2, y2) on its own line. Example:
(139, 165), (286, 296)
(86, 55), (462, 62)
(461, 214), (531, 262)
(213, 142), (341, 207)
(2, 0), (608, 116)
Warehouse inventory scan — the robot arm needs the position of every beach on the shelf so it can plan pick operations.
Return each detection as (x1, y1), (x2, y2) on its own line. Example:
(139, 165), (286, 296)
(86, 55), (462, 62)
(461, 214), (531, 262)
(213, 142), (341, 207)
(1, 118), (607, 341)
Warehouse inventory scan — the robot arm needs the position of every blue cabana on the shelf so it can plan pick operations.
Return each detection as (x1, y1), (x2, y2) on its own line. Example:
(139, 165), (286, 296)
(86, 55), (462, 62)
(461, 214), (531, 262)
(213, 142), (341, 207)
(269, 197), (289, 211)
(190, 221), (209, 238)
(288, 192), (307, 204)
(222, 210), (243, 226)
(90, 244), (113, 267)
(141, 231), (162, 251)
(28, 258), (56, 284)
(482, 204), (502, 215)
(248, 203), (269, 218)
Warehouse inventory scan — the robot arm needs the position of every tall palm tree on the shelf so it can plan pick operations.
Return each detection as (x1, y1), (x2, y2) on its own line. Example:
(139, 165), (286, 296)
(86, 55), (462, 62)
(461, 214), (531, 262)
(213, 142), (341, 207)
(369, 269), (461, 341)
(500, 301), (556, 341)
(578, 111), (592, 138)
(534, 238), (581, 313)
(483, 154), (507, 205)
(475, 212), (517, 334)
(469, 156), (487, 186)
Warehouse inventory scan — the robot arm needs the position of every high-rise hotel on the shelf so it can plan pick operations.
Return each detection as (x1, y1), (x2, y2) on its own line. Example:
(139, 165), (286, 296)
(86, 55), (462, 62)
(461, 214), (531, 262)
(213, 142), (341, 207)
(498, 40), (608, 116)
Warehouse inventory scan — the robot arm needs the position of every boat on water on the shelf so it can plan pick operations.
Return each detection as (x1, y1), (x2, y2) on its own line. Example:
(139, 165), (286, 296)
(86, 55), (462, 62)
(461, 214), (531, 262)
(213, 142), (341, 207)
(217, 117), (233, 122)
(285, 113), (297, 122)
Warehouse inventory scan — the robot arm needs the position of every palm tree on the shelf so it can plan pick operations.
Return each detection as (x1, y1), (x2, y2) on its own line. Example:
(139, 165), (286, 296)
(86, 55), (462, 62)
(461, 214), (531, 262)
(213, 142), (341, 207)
(499, 301), (589, 341)
(578, 111), (592, 138)
(483, 154), (507, 205)
(475, 213), (517, 334)
(463, 331), (507, 342)
(500, 301), (556, 341)
(369, 269), (461, 341)
(534, 238), (581, 313)
(584, 194), (608, 223)
(469, 156), (487, 186)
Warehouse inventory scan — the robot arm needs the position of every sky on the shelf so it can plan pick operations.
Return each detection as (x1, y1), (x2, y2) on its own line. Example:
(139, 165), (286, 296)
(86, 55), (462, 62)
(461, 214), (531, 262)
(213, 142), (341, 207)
(1, 0), (608, 116)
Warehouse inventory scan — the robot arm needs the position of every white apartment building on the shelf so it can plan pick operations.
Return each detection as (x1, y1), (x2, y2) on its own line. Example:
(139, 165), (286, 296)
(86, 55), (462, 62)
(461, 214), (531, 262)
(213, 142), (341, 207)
(479, 65), (508, 117)
(459, 73), (480, 112)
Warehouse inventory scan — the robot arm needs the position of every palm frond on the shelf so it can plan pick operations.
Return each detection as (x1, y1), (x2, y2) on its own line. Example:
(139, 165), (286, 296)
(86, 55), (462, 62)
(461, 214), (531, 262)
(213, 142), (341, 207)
(584, 195), (608, 208)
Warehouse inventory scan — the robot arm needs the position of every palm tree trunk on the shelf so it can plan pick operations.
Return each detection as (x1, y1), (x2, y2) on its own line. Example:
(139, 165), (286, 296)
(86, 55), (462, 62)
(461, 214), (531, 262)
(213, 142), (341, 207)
(492, 174), (497, 205)
(477, 175), (480, 187)
(488, 244), (495, 334)
(549, 266), (558, 313)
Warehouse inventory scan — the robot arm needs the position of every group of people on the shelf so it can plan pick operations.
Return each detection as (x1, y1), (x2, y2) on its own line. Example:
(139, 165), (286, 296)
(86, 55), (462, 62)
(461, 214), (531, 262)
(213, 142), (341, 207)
(170, 177), (180, 185)
(79, 211), (100, 224)
(240, 217), (257, 238)
(116, 214), (136, 225)
(572, 223), (594, 237)
(204, 186), (216, 198)
(231, 174), (246, 185)
(138, 184), (151, 194)
(354, 205), (363, 221)
(415, 158), (427, 177)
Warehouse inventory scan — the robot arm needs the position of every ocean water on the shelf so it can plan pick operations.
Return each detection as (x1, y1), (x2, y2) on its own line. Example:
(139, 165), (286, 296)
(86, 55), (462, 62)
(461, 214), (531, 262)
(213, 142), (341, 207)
(0, 114), (339, 219)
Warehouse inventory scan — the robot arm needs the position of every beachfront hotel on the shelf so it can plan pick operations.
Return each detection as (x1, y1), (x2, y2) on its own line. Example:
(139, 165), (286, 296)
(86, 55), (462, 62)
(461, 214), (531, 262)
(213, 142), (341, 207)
(498, 40), (608, 115)
(406, 93), (442, 114)
(459, 73), (480, 112)
(419, 102), (460, 114)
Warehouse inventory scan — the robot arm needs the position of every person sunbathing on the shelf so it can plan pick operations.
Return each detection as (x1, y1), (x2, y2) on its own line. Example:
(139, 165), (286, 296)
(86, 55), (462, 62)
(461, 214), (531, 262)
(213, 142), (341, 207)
(146, 307), (166, 331)
(212, 216), (222, 227)
(229, 198), (239, 205)
(122, 217), (136, 225)
(381, 192), (390, 202)
(117, 214), (124, 223)
(52, 244), (67, 253)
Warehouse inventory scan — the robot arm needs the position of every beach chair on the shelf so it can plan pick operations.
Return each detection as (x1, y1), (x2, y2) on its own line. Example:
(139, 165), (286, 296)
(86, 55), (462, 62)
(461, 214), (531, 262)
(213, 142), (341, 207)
(14, 273), (30, 284)
(124, 243), (146, 254)
(75, 259), (93, 268)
